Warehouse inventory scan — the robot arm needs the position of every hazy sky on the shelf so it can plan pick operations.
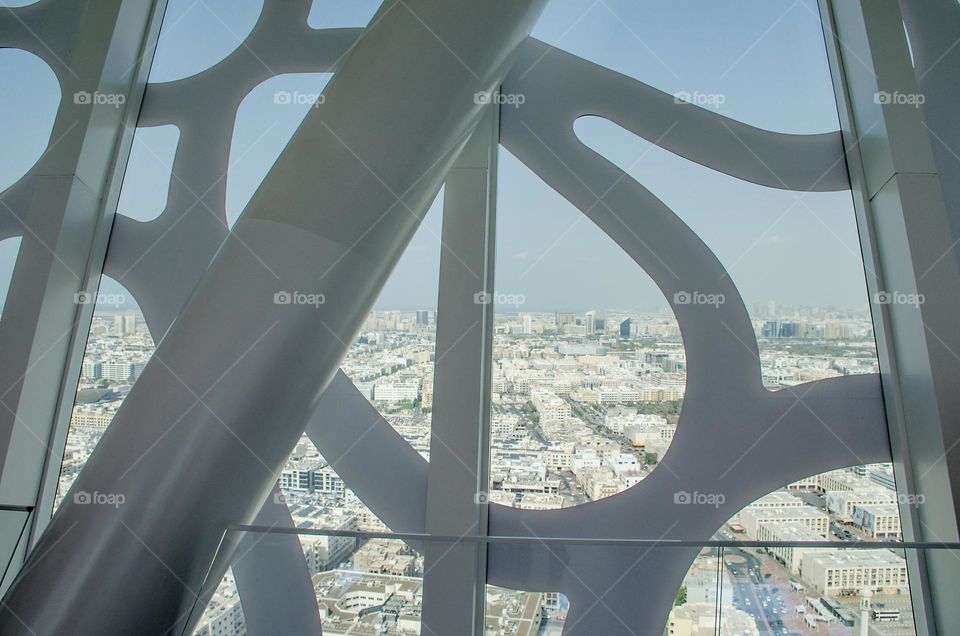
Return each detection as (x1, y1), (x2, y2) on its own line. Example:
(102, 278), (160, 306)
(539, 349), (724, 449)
(0, 0), (870, 314)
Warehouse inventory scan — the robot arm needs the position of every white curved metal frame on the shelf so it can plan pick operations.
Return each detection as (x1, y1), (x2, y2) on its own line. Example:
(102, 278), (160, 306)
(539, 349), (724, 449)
(0, 0), (956, 634)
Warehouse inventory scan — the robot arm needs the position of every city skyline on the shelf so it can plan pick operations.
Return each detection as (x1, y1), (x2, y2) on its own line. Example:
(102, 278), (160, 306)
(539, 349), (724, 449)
(60, 300), (904, 635)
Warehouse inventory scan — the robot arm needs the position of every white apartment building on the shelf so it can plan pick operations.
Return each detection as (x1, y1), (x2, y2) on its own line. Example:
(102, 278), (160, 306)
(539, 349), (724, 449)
(826, 489), (895, 521)
(315, 464), (346, 496)
(70, 405), (119, 429)
(579, 468), (622, 501)
(530, 390), (570, 422)
(787, 474), (820, 491)
(280, 458), (319, 492)
(81, 360), (102, 380)
(744, 491), (805, 510)
(755, 521), (829, 574)
(193, 574), (245, 636)
(491, 414), (525, 439)
(740, 506), (829, 539)
(508, 372), (548, 395)
(518, 493), (567, 510)
(608, 452), (644, 488)
(604, 413), (666, 435)
(668, 603), (759, 636)
(852, 503), (902, 539)
(816, 469), (875, 494)
(800, 550), (908, 595)
(101, 361), (142, 382)
(372, 380), (420, 402)
(498, 474), (561, 495)
(637, 386), (685, 402)
(193, 599), (244, 636)
(545, 445), (574, 471)
(298, 518), (357, 574)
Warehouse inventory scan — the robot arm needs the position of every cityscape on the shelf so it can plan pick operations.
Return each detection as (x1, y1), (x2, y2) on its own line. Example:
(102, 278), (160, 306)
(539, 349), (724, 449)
(57, 302), (917, 635)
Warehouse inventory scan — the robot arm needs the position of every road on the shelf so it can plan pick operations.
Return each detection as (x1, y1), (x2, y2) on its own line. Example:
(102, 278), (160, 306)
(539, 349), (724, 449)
(723, 547), (792, 635)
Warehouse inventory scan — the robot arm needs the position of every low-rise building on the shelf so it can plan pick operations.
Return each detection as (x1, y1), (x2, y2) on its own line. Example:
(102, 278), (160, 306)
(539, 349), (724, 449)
(800, 550), (908, 596)
(755, 521), (829, 574)
(852, 503), (902, 540)
(740, 506), (829, 539)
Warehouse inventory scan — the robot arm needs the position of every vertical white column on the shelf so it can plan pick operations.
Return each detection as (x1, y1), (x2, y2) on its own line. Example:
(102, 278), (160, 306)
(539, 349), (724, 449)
(820, 1), (960, 633)
(422, 105), (498, 635)
(0, 0), (166, 591)
(0, 2), (546, 634)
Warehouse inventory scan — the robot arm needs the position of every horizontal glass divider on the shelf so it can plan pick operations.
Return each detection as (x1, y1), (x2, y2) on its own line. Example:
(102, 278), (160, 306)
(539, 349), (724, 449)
(228, 524), (960, 550)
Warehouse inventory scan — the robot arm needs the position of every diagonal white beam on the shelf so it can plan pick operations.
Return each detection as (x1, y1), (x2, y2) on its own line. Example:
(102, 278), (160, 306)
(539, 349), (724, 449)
(0, 1), (547, 634)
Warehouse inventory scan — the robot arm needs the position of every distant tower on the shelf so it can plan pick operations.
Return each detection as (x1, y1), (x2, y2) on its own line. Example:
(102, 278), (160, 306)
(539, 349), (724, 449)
(555, 312), (574, 329)
(114, 313), (136, 336)
(584, 309), (605, 334)
(859, 587), (872, 636)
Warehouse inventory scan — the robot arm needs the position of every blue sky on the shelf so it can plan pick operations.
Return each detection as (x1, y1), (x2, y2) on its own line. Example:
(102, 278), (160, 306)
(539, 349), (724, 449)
(0, 0), (870, 313)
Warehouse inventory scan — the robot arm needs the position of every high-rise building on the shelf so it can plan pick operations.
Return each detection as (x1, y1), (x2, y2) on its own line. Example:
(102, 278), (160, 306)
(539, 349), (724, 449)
(555, 312), (575, 329)
(594, 309), (605, 332)
(113, 313), (137, 336)
(585, 310), (605, 333)
(522, 314), (533, 334)
(619, 318), (632, 339)
(761, 320), (781, 338)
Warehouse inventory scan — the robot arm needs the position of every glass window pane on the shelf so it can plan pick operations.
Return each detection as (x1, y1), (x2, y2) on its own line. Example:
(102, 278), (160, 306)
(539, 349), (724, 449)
(489, 147), (683, 509)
